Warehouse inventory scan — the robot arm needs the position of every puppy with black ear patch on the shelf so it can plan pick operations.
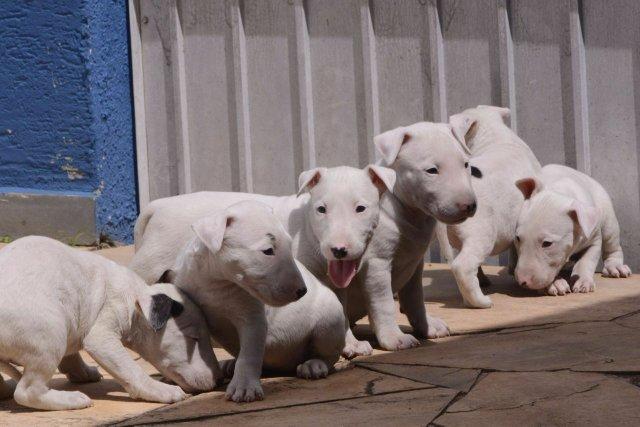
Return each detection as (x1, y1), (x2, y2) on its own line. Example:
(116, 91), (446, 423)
(0, 236), (221, 411)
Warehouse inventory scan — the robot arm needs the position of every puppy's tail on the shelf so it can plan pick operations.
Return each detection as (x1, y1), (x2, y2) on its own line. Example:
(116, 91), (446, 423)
(434, 222), (455, 264)
(0, 361), (22, 382)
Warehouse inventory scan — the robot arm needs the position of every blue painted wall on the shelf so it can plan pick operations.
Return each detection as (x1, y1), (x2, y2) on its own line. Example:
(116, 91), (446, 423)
(0, 0), (137, 243)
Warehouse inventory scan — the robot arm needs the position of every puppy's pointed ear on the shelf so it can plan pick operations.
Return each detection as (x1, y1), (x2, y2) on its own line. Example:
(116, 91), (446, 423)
(374, 127), (409, 165)
(136, 291), (184, 331)
(191, 212), (233, 253)
(515, 177), (543, 200)
(478, 105), (511, 120)
(568, 200), (599, 238)
(297, 167), (327, 196)
(365, 164), (396, 195)
(449, 113), (478, 153)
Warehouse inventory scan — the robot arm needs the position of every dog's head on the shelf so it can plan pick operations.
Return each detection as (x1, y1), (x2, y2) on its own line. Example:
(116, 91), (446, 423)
(375, 122), (477, 224)
(134, 283), (222, 393)
(513, 177), (600, 290)
(191, 200), (306, 306)
(297, 165), (395, 288)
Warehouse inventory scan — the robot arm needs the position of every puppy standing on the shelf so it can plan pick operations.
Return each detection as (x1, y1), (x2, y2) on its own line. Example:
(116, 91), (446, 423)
(159, 201), (309, 402)
(438, 105), (542, 308)
(0, 236), (220, 411)
(341, 122), (477, 356)
(514, 164), (631, 295)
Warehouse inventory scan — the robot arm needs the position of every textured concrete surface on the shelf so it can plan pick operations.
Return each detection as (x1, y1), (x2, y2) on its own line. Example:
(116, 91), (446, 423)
(1, 245), (639, 425)
(0, 0), (137, 243)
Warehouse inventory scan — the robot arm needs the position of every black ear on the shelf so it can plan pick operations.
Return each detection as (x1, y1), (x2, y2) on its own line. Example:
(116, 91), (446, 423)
(171, 299), (184, 317)
(149, 294), (176, 331)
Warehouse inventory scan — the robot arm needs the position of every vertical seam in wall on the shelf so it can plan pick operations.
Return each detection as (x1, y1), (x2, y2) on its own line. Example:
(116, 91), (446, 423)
(128, 0), (150, 209)
(570, 0), (591, 174)
(229, 0), (253, 193)
(172, 0), (193, 194)
(498, 0), (517, 132)
(358, 0), (379, 164)
(293, 0), (316, 174)
(427, 0), (447, 123)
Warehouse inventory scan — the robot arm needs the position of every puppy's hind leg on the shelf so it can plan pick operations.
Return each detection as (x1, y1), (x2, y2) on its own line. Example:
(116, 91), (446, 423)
(14, 356), (92, 410)
(299, 311), (344, 380)
(59, 352), (102, 383)
(451, 239), (494, 309)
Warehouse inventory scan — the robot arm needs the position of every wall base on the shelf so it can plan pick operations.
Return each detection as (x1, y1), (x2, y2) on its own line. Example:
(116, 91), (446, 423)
(0, 188), (97, 245)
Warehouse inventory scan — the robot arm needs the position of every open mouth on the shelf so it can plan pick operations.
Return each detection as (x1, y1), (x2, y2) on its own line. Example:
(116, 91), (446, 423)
(328, 258), (360, 288)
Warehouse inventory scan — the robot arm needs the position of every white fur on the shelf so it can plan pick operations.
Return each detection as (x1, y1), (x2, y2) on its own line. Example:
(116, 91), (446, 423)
(438, 105), (542, 308)
(514, 164), (631, 295)
(0, 236), (220, 411)
(157, 200), (341, 402)
(130, 166), (392, 367)
(340, 121), (477, 356)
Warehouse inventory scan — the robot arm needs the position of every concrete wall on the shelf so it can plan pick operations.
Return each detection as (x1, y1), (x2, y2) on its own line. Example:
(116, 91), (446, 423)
(131, 0), (640, 269)
(0, 0), (136, 244)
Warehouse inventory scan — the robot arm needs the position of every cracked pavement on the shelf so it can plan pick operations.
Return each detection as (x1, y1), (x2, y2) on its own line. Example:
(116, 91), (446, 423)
(1, 246), (639, 425)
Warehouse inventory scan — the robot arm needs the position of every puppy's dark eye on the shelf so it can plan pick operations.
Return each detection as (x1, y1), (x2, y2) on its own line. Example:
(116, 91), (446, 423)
(542, 241), (552, 248)
(317, 206), (326, 214)
(356, 205), (366, 213)
(262, 248), (275, 256)
(464, 162), (469, 168)
(515, 236), (520, 242)
(425, 167), (438, 175)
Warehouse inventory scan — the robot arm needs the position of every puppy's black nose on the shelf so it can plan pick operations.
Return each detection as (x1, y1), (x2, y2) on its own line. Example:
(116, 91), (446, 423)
(296, 287), (307, 299)
(331, 247), (348, 259)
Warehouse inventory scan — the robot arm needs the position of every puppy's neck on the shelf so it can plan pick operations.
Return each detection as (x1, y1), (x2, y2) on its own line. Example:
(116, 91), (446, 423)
(172, 237), (235, 293)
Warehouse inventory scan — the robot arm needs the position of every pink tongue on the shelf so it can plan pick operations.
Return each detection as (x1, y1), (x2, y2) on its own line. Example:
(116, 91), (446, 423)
(328, 260), (358, 288)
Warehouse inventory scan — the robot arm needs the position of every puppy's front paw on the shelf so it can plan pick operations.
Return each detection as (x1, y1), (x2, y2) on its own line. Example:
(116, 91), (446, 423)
(572, 276), (595, 293)
(602, 261), (632, 278)
(132, 382), (188, 404)
(225, 376), (263, 403)
(462, 292), (493, 309)
(342, 339), (373, 359)
(296, 359), (329, 379)
(378, 331), (420, 351)
(427, 315), (450, 338)
(544, 278), (571, 296)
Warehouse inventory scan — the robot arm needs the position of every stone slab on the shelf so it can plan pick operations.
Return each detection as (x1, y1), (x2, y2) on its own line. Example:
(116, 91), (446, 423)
(420, 264), (640, 335)
(116, 367), (430, 425)
(435, 371), (640, 426)
(177, 388), (458, 427)
(357, 362), (480, 392)
(363, 318), (640, 373)
(0, 190), (97, 245)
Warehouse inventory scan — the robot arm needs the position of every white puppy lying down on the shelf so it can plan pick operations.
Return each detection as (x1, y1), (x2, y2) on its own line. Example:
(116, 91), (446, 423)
(0, 236), (220, 411)
(130, 165), (394, 362)
(159, 201), (312, 403)
(439, 105), (542, 308)
(514, 164), (632, 295)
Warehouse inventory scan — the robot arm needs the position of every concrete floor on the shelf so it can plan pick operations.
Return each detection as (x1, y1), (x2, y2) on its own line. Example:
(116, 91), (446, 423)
(1, 245), (640, 425)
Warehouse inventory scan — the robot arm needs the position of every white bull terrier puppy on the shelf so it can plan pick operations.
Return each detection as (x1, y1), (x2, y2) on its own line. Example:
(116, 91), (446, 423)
(0, 236), (220, 411)
(130, 165), (395, 360)
(340, 122), (477, 357)
(438, 105), (542, 308)
(514, 164), (632, 295)
(152, 201), (309, 402)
